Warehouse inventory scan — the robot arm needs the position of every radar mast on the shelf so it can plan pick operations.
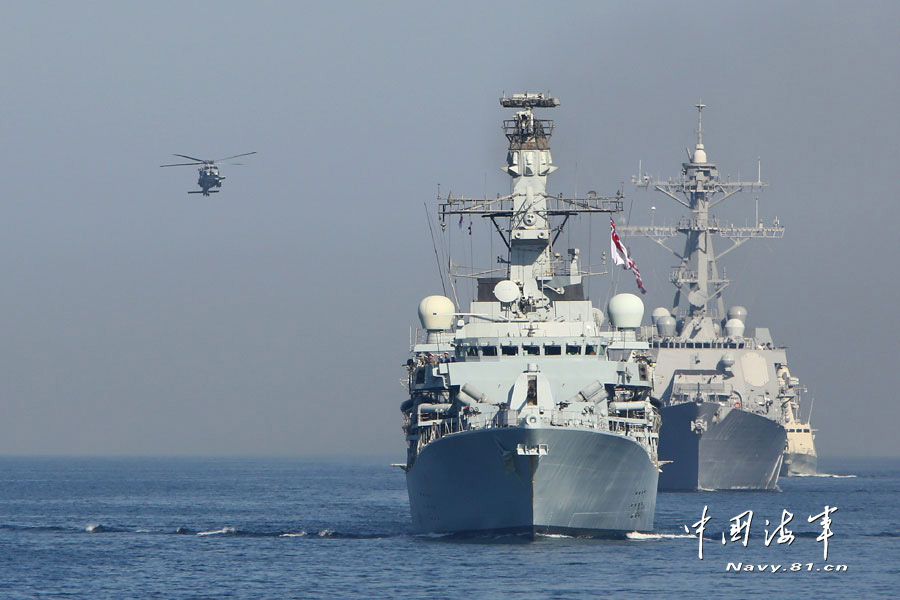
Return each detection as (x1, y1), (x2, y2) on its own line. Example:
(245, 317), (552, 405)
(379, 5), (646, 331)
(439, 92), (622, 319)
(625, 104), (783, 336)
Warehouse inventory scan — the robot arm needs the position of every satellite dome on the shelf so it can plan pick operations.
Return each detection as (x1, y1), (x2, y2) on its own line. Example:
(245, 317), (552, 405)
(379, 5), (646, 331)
(418, 295), (455, 331)
(650, 307), (671, 325)
(607, 293), (644, 329)
(493, 280), (521, 304)
(720, 353), (736, 368)
(724, 318), (745, 338)
(656, 315), (676, 337)
(693, 144), (707, 164)
(727, 305), (748, 324)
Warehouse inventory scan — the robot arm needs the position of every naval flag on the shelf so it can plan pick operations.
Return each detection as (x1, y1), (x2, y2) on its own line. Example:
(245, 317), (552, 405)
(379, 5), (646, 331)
(610, 218), (646, 295)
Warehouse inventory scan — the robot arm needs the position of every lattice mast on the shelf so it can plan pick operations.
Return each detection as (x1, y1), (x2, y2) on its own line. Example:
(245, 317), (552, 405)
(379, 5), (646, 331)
(438, 93), (622, 317)
(625, 104), (782, 321)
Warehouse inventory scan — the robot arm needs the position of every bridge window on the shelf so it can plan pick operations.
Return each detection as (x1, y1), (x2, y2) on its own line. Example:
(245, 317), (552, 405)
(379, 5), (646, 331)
(544, 345), (561, 356)
(502, 346), (518, 356)
(481, 346), (498, 357)
(585, 345), (598, 356)
(466, 347), (478, 357)
(523, 345), (540, 356)
(566, 344), (581, 355)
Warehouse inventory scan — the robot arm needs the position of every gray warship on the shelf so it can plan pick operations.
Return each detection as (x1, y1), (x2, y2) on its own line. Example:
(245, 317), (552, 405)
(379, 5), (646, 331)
(621, 104), (816, 489)
(400, 93), (661, 536)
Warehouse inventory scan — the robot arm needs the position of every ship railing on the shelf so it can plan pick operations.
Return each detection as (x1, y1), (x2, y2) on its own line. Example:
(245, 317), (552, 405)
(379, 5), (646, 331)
(550, 409), (608, 431)
(606, 414), (657, 443)
(672, 382), (734, 396)
(414, 406), (658, 452)
(649, 337), (746, 349)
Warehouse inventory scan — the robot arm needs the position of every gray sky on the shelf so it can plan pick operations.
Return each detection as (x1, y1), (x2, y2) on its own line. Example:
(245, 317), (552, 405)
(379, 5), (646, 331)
(0, 1), (897, 457)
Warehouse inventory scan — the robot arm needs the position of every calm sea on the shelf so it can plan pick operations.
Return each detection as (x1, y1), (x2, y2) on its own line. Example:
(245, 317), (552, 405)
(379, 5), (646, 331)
(1, 456), (897, 599)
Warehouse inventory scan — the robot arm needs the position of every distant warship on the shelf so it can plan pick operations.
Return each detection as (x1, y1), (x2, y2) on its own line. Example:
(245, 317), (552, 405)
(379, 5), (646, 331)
(621, 104), (816, 489)
(400, 93), (660, 535)
(781, 394), (817, 476)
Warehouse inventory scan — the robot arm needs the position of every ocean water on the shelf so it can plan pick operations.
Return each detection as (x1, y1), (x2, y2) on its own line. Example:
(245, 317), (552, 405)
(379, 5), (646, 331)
(1, 456), (897, 599)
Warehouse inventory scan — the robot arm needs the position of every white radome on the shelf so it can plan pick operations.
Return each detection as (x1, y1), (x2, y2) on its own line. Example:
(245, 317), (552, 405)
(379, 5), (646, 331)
(418, 295), (455, 331)
(724, 318), (746, 338)
(607, 293), (645, 329)
(493, 279), (521, 304)
(693, 144), (707, 163)
(656, 315), (677, 337)
(650, 307), (671, 324)
(727, 305), (748, 324)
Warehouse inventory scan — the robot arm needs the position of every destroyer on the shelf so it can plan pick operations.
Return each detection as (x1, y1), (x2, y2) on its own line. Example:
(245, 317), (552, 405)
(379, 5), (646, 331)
(622, 104), (815, 489)
(400, 93), (660, 536)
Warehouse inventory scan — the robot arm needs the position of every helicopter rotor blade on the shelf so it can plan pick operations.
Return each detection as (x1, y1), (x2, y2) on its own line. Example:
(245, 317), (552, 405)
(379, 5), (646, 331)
(160, 162), (204, 167)
(172, 153), (206, 162)
(212, 151), (257, 162)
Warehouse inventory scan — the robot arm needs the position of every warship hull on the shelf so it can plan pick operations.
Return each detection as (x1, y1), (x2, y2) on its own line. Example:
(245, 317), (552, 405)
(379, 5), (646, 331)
(406, 426), (658, 536)
(658, 402), (786, 491)
(780, 452), (817, 477)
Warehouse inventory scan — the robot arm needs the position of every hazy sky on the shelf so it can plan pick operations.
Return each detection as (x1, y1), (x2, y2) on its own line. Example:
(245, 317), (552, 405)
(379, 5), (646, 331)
(0, 1), (897, 457)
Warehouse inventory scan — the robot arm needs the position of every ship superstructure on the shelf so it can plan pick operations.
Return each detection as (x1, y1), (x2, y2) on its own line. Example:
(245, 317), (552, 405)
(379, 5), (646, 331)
(622, 104), (816, 489)
(781, 388), (817, 476)
(400, 93), (660, 535)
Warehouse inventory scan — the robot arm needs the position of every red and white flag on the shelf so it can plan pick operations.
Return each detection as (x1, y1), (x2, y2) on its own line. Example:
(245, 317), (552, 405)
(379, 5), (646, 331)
(610, 218), (646, 294)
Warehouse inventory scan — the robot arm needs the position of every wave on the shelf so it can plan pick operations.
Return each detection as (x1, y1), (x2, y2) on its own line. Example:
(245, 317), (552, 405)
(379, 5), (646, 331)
(866, 531), (900, 538)
(793, 473), (856, 478)
(0, 523), (68, 533)
(191, 527), (386, 539)
(197, 527), (237, 536)
(4, 521), (395, 540)
(85, 523), (126, 533)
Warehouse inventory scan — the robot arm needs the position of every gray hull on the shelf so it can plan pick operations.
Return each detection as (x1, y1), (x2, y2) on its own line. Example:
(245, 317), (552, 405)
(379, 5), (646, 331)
(781, 452), (817, 477)
(406, 427), (658, 535)
(658, 402), (786, 490)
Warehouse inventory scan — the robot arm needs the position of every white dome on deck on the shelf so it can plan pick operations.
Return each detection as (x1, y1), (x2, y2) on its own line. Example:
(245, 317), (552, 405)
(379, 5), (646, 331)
(727, 305), (748, 324)
(418, 295), (455, 331)
(724, 318), (745, 338)
(650, 307), (671, 325)
(657, 315), (676, 337)
(693, 144), (707, 163)
(607, 293), (644, 329)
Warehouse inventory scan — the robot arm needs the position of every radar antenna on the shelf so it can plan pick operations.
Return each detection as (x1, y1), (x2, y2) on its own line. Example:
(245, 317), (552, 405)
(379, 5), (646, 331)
(624, 105), (781, 319)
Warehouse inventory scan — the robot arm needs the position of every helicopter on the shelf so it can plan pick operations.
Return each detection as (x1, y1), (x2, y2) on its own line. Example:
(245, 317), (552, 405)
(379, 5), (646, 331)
(160, 152), (256, 196)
